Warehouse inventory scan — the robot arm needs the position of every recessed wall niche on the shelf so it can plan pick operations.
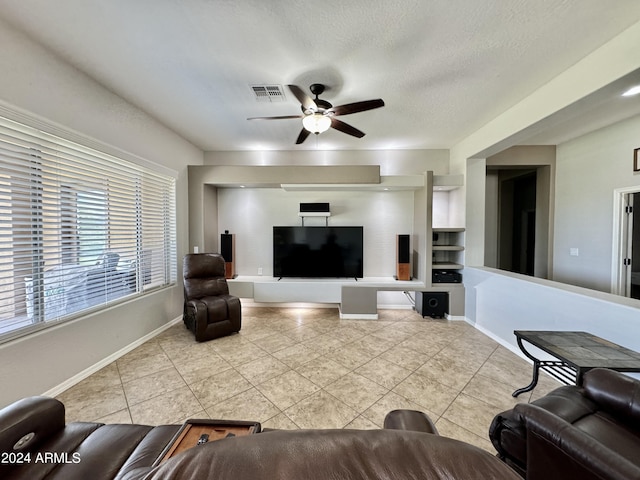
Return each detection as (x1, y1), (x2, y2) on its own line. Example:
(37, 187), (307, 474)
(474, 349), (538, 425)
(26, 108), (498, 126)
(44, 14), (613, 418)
(216, 187), (414, 277)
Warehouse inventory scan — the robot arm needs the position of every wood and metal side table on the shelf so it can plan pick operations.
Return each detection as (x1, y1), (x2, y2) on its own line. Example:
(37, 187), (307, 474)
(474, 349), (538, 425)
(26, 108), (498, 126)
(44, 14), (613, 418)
(512, 330), (640, 397)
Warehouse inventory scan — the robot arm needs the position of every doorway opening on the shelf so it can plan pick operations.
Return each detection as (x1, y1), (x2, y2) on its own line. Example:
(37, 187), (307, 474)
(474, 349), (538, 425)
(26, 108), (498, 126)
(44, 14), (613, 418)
(614, 188), (640, 299)
(486, 168), (540, 276)
(504, 172), (537, 275)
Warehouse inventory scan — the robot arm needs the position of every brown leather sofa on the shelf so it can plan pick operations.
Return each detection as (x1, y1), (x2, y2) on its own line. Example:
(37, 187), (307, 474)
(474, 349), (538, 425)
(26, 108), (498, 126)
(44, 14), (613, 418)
(489, 368), (640, 480)
(1, 397), (520, 480)
(182, 253), (241, 342)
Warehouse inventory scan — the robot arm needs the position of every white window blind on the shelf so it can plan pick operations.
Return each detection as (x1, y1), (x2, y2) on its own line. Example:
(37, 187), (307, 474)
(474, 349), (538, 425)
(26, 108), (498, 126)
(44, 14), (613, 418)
(0, 115), (177, 341)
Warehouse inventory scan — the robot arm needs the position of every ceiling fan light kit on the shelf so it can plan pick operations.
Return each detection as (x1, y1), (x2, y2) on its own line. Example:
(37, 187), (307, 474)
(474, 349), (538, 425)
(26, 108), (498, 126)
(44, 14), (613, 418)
(302, 113), (331, 134)
(247, 83), (384, 144)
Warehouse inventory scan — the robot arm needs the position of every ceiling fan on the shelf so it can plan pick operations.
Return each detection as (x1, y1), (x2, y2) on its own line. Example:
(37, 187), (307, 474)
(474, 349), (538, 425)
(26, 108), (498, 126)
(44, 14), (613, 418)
(247, 84), (384, 144)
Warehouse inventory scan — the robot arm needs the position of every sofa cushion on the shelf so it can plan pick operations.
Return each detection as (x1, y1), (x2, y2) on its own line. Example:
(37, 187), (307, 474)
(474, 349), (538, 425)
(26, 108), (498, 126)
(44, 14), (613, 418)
(114, 425), (180, 480)
(52, 424), (156, 480)
(572, 411), (640, 467)
(201, 296), (228, 321)
(527, 385), (598, 422)
(582, 368), (640, 429)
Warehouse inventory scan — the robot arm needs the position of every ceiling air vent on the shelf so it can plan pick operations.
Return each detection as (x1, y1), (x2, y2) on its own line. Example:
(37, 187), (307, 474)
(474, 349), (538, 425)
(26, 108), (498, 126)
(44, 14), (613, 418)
(251, 84), (286, 102)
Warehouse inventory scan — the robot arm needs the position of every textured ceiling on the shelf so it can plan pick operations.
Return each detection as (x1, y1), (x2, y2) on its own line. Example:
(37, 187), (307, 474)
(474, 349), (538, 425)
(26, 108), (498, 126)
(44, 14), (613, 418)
(1, 0), (640, 152)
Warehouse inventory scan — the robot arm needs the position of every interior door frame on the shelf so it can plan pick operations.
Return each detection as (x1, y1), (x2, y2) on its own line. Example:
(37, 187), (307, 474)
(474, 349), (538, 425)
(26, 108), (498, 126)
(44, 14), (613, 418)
(611, 185), (640, 295)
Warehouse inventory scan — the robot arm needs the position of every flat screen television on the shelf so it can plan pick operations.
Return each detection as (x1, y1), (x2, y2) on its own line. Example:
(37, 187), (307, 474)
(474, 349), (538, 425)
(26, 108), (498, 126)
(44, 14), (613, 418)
(273, 226), (363, 278)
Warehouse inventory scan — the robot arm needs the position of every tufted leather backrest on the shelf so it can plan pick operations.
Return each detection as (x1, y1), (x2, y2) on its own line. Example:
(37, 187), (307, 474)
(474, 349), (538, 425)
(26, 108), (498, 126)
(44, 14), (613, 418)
(183, 254), (229, 299)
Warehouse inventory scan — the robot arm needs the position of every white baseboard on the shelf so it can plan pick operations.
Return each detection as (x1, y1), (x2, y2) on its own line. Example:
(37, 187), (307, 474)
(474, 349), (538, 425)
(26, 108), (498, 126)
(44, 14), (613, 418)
(471, 322), (530, 361)
(42, 316), (183, 398)
(240, 300), (340, 309)
(339, 311), (379, 320)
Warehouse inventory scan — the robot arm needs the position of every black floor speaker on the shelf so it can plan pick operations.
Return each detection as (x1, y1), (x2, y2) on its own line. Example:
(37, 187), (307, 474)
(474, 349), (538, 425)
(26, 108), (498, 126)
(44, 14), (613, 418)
(415, 292), (448, 318)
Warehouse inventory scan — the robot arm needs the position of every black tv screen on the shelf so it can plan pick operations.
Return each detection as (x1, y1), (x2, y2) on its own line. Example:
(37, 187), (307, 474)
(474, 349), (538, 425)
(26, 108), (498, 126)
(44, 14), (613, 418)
(273, 226), (363, 278)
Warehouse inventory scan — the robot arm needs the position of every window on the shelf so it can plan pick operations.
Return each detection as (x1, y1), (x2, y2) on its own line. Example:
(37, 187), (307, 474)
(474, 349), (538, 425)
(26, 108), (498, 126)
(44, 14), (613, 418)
(0, 115), (177, 341)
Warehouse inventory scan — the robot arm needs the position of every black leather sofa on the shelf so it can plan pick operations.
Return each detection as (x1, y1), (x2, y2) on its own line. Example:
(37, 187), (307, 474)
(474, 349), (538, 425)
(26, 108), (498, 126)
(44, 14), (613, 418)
(1, 397), (519, 480)
(489, 368), (640, 480)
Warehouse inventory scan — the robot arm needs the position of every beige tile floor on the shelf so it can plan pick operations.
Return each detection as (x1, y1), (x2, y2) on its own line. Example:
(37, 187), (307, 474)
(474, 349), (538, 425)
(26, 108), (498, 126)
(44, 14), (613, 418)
(56, 307), (561, 453)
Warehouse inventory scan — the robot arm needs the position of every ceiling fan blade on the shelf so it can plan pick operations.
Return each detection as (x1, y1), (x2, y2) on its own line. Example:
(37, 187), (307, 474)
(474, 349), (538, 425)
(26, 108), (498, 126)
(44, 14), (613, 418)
(330, 118), (365, 138)
(247, 115), (303, 120)
(330, 99), (385, 116)
(295, 128), (311, 144)
(288, 85), (317, 112)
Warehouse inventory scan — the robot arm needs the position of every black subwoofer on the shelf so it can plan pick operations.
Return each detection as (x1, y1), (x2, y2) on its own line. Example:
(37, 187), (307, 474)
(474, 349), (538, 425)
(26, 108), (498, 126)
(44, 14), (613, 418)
(415, 292), (448, 318)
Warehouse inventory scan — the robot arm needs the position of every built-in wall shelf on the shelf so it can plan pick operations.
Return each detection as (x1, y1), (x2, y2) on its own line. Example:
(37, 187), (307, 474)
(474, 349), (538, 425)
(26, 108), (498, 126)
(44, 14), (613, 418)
(430, 227), (465, 282)
(432, 262), (464, 270)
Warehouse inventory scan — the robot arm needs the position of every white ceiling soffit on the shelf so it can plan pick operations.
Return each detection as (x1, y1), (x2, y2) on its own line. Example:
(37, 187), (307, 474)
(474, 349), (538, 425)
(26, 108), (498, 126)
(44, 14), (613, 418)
(281, 174), (426, 191)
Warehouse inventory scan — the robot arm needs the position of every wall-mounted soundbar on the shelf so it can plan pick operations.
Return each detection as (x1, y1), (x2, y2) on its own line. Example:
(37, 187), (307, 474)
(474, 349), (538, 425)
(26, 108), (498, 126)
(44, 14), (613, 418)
(299, 202), (330, 213)
(298, 202), (331, 218)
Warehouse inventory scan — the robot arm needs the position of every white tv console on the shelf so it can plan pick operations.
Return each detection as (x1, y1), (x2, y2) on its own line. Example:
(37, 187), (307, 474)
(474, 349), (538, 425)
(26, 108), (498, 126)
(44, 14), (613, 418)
(228, 276), (464, 320)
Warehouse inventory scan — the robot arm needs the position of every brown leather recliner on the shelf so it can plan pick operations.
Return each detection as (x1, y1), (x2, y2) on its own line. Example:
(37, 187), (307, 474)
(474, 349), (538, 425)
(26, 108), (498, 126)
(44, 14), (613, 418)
(183, 253), (241, 342)
(489, 368), (640, 480)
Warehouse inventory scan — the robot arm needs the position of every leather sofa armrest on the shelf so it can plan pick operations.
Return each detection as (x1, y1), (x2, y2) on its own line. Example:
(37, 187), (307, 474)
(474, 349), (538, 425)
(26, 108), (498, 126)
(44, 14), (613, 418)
(0, 396), (65, 454)
(488, 409), (526, 469)
(582, 368), (640, 427)
(184, 298), (199, 314)
(185, 299), (206, 317)
(183, 299), (206, 328)
(515, 402), (640, 480)
(383, 409), (438, 434)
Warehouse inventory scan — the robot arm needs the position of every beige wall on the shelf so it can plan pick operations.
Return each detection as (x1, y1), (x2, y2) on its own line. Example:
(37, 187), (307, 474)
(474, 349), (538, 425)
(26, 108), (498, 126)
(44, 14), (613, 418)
(554, 114), (640, 291)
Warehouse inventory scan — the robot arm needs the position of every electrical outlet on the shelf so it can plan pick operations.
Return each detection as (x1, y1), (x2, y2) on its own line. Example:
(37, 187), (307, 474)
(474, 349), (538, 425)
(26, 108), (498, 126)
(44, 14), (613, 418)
(570, 248), (579, 256)
(258, 267), (263, 275)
